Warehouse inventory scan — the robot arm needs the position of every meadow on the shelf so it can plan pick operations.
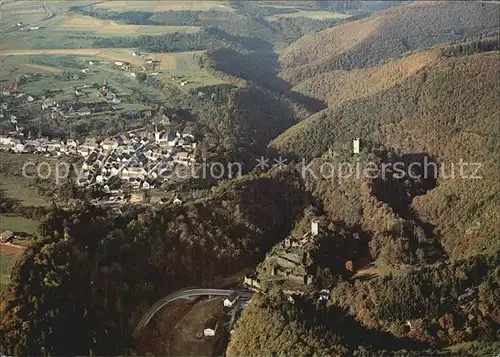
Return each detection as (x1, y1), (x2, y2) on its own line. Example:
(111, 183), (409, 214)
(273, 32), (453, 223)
(92, 1), (234, 12)
(56, 15), (201, 36)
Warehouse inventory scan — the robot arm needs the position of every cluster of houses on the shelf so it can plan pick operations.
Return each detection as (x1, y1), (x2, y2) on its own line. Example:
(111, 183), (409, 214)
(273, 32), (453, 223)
(75, 127), (198, 190)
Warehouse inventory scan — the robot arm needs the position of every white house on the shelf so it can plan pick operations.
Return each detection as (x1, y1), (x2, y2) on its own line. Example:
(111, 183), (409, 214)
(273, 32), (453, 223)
(80, 138), (98, 151)
(154, 126), (178, 148)
(1, 230), (14, 243)
(223, 292), (239, 308)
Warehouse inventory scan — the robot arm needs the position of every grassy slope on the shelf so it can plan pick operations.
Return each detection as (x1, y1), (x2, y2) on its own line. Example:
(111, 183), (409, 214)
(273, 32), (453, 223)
(278, 1), (500, 85)
(0, 175), (47, 207)
(0, 252), (18, 294)
(271, 51), (500, 259)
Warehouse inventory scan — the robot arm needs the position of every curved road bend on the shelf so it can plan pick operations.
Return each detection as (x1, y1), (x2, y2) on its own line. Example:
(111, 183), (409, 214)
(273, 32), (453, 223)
(133, 288), (253, 337)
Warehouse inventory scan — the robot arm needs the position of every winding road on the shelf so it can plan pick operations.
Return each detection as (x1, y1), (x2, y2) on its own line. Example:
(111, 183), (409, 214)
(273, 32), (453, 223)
(133, 288), (253, 337)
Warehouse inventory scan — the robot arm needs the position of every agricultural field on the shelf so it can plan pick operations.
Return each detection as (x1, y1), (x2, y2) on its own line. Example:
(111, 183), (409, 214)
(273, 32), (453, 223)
(1, 0), (229, 95)
(170, 298), (223, 356)
(92, 1), (235, 12)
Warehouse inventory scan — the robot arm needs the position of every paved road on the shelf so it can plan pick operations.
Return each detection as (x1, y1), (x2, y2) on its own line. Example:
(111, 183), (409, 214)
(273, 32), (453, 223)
(133, 288), (253, 337)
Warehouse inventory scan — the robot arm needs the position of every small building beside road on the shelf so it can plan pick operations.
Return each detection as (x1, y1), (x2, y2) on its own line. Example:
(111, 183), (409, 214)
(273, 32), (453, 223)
(203, 318), (219, 337)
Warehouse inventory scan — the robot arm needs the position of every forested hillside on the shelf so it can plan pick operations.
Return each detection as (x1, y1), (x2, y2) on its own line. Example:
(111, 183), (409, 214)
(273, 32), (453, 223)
(279, 1), (500, 84)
